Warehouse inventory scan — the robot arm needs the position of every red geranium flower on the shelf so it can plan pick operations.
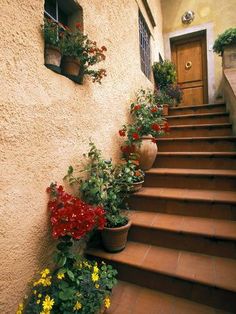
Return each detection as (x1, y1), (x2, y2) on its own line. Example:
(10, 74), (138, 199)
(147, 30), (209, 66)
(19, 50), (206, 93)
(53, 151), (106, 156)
(119, 129), (126, 137)
(151, 123), (161, 132)
(163, 122), (170, 133)
(75, 22), (82, 30)
(151, 138), (157, 143)
(132, 132), (140, 140)
(133, 104), (141, 111)
(151, 107), (158, 113)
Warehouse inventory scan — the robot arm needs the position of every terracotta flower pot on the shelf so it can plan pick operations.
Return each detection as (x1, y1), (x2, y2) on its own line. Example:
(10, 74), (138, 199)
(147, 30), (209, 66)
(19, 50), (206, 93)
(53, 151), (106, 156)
(136, 136), (158, 171)
(131, 180), (144, 192)
(44, 45), (62, 67)
(162, 104), (169, 116)
(61, 56), (81, 76)
(101, 220), (131, 253)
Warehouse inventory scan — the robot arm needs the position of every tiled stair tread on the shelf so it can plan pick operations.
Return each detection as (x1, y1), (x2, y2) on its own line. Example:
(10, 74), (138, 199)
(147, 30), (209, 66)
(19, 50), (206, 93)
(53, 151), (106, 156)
(107, 280), (231, 314)
(129, 211), (236, 240)
(134, 187), (236, 204)
(168, 112), (229, 119)
(156, 152), (236, 157)
(170, 103), (225, 110)
(158, 135), (236, 141)
(168, 123), (232, 129)
(87, 242), (236, 292)
(146, 168), (236, 177)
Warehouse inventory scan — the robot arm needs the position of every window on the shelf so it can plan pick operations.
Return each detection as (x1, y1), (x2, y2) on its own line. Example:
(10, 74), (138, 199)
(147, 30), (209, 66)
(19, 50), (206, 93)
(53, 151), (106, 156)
(139, 11), (151, 79)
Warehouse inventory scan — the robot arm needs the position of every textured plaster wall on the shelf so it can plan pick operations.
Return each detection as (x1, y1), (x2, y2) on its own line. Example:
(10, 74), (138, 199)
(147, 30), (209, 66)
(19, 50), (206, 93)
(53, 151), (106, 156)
(0, 0), (163, 312)
(161, 0), (236, 100)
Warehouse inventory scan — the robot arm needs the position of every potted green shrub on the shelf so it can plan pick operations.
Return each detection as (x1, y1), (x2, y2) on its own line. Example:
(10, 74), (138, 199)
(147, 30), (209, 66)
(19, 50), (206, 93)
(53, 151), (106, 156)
(152, 60), (177, 89)
(42, 18), (62, 70)
(64, 143), (134, 253)
(213, 28), (236, 68)
(119, 89), (169, 170)
(60, 22), (107, 82)
(17, 183), (117, 314)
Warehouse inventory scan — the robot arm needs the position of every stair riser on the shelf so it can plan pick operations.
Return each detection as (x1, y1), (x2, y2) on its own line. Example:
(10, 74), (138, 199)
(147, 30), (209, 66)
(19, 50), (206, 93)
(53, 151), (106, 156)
(144, 174), (236, 191)
(158, 139), (236, 152)
(169, 105), (226, 116)
(163, 127), (231, 138)
(168, 115), (229, 126)
(154, 156), (236, 170)
(129, 197), (236, 220)
(93, 259), (236, 313)
(129, 226), (236, 259)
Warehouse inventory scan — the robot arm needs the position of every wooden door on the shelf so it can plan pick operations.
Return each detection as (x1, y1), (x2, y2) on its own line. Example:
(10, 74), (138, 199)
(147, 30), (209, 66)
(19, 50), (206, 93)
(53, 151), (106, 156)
(171, 34), (208, 106)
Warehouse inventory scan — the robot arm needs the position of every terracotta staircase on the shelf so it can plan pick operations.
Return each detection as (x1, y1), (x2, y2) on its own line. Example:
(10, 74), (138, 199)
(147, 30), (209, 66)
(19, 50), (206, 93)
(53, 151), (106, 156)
(87, 103), (236, 314)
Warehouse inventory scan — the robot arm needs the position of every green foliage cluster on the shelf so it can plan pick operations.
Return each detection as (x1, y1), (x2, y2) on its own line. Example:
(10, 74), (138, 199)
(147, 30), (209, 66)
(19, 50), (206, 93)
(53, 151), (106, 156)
(152, 60), (177, 89)
(213, 28), (236, 56)
(64, 143), (136, 228)
(43, 18), (60, 48)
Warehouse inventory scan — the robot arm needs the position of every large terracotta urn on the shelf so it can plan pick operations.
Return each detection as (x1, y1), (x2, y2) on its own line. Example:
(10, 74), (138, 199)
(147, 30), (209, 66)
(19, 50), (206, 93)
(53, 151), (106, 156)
(136, 136), (158, 170)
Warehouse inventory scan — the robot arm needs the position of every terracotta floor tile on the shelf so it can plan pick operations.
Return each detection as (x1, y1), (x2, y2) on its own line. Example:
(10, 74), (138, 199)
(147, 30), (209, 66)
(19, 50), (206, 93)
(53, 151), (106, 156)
(214, 256), (236, 291)
(174, 297), (215, 314)
(181, 216), (214, 236)
(142, 245), (179, 275)
(129, 210), (157, 227)
(213, 220), (236, 240)
(151, 213), (184, 231)
(176, 252), (215, 285)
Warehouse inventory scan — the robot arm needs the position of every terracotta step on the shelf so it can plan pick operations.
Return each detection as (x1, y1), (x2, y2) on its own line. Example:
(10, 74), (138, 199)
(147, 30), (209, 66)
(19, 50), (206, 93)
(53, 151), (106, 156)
(169, 103), (226, 116)
(154, 152), (236, 170)
(128, 211), (236, 259)
(157, 136), (236, 152)
(87, 242), (236, 312)
(163, 123), (232, 138)
(144, 168), (236, 191)
(129, 187), (236, 220)
(167, 112), (229, 126)
(107, 280), (231, 314)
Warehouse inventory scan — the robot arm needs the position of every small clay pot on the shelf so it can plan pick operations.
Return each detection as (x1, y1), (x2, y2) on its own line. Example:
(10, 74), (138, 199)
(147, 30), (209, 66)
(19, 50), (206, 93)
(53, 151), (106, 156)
(101, 220), (131, 253)
(162, 104), (169, 116)
(136, 136), (158, 171)
(61, 56), (80, 76)
(44, 45), (62, 67)
(131, 181), (144, 192)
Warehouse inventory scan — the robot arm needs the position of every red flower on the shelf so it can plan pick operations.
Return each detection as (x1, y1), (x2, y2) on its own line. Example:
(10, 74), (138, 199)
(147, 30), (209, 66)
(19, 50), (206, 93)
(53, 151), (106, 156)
(121, 144), (136, 155)
(119, 129), (126, 137)
(133, 104), (141, 111)
(151, 107), (158, 113)
(151, 123), (161, 132)
(163, 122), (170, 133)
(75, 22), (82, 30)
(151, 138), (157, 144)
(132, 132), (139, 140)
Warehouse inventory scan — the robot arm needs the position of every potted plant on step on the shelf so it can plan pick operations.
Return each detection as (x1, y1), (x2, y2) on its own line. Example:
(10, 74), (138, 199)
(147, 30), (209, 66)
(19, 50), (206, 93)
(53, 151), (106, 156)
(42, 18), (62, 71)
(152, 60), (177, 90)
(64, 143), (135, 253)
(119, 89), (169, 170)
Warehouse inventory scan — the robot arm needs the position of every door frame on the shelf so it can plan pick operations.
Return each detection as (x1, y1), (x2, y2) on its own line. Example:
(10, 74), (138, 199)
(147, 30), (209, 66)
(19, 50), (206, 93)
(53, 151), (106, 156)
(163, 22), (215, 104)
(171, 32), (208, 105)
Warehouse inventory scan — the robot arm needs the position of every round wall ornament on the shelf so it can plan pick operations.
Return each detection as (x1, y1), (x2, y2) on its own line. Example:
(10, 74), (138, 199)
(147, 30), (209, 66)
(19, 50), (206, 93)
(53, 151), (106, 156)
(182, 11), (195, 24)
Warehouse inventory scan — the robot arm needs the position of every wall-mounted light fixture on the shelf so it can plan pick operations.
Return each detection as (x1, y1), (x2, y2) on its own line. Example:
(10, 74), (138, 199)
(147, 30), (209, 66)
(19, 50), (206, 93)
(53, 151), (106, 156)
(182, 11), (195, 24)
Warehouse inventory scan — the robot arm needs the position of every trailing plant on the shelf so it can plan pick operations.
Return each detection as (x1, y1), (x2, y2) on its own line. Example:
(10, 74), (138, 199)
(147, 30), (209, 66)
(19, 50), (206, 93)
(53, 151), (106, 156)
(16, 184), (117, 314)
(118, 89), (169, 151)
(152, 60), (177, 88)
(213, 28), (236, 56)
(64, 143), (135, 228)
(42, 18), (60, 48)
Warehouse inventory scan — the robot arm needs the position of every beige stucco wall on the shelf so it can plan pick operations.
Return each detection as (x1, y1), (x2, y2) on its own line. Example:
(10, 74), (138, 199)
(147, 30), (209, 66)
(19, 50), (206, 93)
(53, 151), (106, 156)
(0, 0), (163, 313)
(161, 0), (236, 101)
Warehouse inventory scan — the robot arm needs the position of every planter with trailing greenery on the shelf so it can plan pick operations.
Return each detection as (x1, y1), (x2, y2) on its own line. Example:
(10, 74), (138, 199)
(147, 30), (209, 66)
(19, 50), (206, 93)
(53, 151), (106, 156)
(119, 89), (170, 170)
(152, 60), (177, 89)
(42, 18), (62, 71)
(64, 143), (136, 252)
(16, 183), (117, 314)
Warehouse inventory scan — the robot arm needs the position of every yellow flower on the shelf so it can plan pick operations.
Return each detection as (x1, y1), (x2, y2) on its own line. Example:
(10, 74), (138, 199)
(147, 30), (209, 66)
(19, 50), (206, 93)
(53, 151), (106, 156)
(93, 265), (99, 273)
(91, 272), (99, 282)
(57, 272), (65, 280)
(16, 303), (24, 314)
(95, 283), (100, 289)
(41, 268), (50, 278)
(33, 290), (37, 295)
(38, 294), (42, 298)
(83, 261), (91, 268)
(36, 300), (41, 304)
(104, 297), (111, 309)
(73, 301), (82, 311)
(42, 295), (54, 311)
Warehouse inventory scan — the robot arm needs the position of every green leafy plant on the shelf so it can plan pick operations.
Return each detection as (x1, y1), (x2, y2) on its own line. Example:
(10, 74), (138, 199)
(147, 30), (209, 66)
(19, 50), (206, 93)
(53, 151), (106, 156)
(155, 89), (174, 106)
(118, 89), (169, 150)
(64, 142), (135, 228)
(152, 60), (177, 89)
(42, 18), (60, 48)
(163, 84), (183, 104)
(213, 28), (236, 56)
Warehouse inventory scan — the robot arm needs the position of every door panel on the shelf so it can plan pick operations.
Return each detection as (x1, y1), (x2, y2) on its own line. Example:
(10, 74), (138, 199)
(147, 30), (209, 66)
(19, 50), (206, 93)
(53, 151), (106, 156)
(171, 34), (208, 106)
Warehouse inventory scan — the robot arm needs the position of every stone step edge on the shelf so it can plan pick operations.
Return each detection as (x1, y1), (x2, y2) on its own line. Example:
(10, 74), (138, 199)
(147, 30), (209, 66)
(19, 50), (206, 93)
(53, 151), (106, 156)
(86, 243), (236, 293)
(129, 210), (236, 241)
(146, 168), (236, 178)
(168, 112), (229, 119)
(169, 103), (225, 111)
(168, 123), (232, 130)
(156, 152), (236, 157)
(158, 135), (236, 142)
